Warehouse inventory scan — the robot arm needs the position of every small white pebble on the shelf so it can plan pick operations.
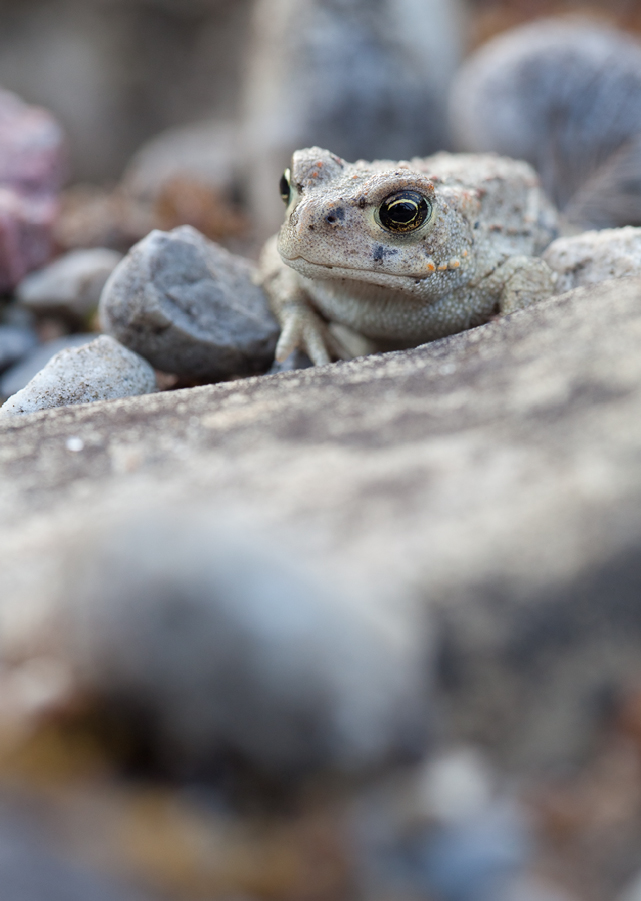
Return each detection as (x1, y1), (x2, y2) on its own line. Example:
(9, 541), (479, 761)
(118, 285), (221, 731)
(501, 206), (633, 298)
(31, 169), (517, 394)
(66, 436), (84, 453)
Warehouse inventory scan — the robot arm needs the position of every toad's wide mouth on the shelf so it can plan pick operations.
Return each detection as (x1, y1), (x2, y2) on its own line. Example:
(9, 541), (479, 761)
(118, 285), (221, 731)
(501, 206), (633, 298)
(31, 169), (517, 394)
(283, 256), (432, 284)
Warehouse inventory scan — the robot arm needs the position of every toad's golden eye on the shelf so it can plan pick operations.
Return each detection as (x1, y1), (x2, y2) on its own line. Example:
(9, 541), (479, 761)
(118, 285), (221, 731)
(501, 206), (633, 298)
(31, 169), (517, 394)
(280, 168), (291, 204)
(378, 190), (430, 233)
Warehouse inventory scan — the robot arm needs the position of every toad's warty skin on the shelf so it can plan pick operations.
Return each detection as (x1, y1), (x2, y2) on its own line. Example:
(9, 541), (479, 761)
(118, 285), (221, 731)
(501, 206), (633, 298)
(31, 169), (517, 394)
(258, 147), (559, 365)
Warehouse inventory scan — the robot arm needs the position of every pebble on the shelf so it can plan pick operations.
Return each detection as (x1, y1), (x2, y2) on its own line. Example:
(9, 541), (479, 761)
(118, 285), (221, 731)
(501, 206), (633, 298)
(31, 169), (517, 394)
(100, 225), (279, 381)
(0, 88), (66, 289)
(62, 503), (429, 775)
(449, 19), (641, 228)
(0, 333), (96, 398)
(0, 325), (38, 373)
(17, 248), (123, 321)
(544, 227), (641, 294)
(0, 335), (156, 417)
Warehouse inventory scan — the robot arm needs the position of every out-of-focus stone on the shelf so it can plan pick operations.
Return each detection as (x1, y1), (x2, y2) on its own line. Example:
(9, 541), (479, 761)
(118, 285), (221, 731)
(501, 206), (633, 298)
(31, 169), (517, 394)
(123, 120), (237, 205)
(0, 88), (66, 290)
(100, 226), (278, 380)
(53, 185), (152, 254)
(4, 279), (641, 786)
(0, 325), (38, 373)
(0, 335), (155, 417)
(449, 19), (641, 229)
(544, 227), (641, 294)
(61, 505), (428, 775)
(241, 0), (467, 237)
(0, 333), (95, 398)
(17, 249), (123, 321)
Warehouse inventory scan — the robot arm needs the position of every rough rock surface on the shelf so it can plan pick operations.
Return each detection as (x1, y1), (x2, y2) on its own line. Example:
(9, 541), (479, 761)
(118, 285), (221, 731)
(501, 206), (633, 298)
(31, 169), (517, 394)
(17, 248), (123, 320)
(449, 19), (641, 228)
(0, 325), (38, 373)
(0, 88), (66, 289)
(0, 335), (156, 417)
(100, 225), (279, 380)
(0, 333), (97, 398)
(2, 278), (641, 780)
(544, 226), (641, 294)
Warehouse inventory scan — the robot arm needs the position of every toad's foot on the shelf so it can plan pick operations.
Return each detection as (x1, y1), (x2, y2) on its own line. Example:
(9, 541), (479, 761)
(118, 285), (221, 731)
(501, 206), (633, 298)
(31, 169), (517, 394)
(276, 302), (351, 366)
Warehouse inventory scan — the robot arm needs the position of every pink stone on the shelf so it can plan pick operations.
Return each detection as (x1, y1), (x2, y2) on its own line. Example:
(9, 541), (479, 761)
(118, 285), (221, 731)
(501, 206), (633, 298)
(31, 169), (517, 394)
(0, 88), (66, 290)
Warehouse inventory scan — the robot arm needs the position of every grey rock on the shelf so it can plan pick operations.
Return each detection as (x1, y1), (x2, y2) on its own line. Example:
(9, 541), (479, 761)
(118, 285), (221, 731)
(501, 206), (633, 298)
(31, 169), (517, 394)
(449, 19), (641, 228)
(0, 325), (38, 373)
(544, 227), (641, 294)
(0, 333), (97, 398)
(3, 278), (641, 791)
(241, 0), (467, 237)
(100, 225), (278, 380)
(0, 335), (156, 417)
(17, 248), (123, 320)
(62, 505), (429, 775)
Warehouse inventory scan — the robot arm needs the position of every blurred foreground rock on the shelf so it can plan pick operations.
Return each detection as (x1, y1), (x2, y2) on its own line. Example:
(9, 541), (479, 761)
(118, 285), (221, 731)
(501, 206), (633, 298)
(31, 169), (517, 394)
(60, 506), (428, 776)
(100, 226), (278, 381)
(0, 336), (156, 417)
(2, 277), (641, 898)
(2, 277), (641, 773)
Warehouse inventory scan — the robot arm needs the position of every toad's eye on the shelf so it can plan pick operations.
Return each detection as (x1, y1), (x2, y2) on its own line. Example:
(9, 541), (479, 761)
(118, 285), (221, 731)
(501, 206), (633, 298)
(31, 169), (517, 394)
(378, 190), (430, 233)
(280, 168), (291, 204)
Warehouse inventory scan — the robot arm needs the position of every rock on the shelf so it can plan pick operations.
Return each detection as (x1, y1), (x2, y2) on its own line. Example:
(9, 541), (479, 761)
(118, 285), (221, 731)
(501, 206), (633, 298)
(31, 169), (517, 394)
(100, 225), (279, 380)
(241, 0), (467, 236)
(123, 120), (237, 205)
(17, 249), (124, 321)
(544, 227), (641, 294)
(0, 333), (96, 398)
(0, 325), (38, 373)
(0, 335), (156, 417)
(449, 18), (641, 228)
(2, 277), (641, 791)
(0, 88), (66, 290)
(61, 504), (428, 775)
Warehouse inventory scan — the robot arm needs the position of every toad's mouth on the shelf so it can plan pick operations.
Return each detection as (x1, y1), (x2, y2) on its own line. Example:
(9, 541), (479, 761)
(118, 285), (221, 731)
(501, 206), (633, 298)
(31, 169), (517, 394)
(285, 256), (432, 282)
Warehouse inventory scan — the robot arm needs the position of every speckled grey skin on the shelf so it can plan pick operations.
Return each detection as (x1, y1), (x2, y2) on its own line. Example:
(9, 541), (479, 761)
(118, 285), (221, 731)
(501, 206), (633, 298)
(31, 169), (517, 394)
(259, 147), (558, 365)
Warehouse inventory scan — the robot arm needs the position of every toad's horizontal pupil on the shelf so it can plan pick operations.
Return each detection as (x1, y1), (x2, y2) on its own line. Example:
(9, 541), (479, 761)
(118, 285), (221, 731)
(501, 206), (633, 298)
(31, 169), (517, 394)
(388, 201), (418, 222)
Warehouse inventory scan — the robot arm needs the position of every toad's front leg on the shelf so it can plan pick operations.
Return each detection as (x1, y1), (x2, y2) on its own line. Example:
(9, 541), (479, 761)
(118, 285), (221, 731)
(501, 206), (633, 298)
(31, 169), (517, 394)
(257, 237), (350, 366)
(492, 255), (557, 314)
